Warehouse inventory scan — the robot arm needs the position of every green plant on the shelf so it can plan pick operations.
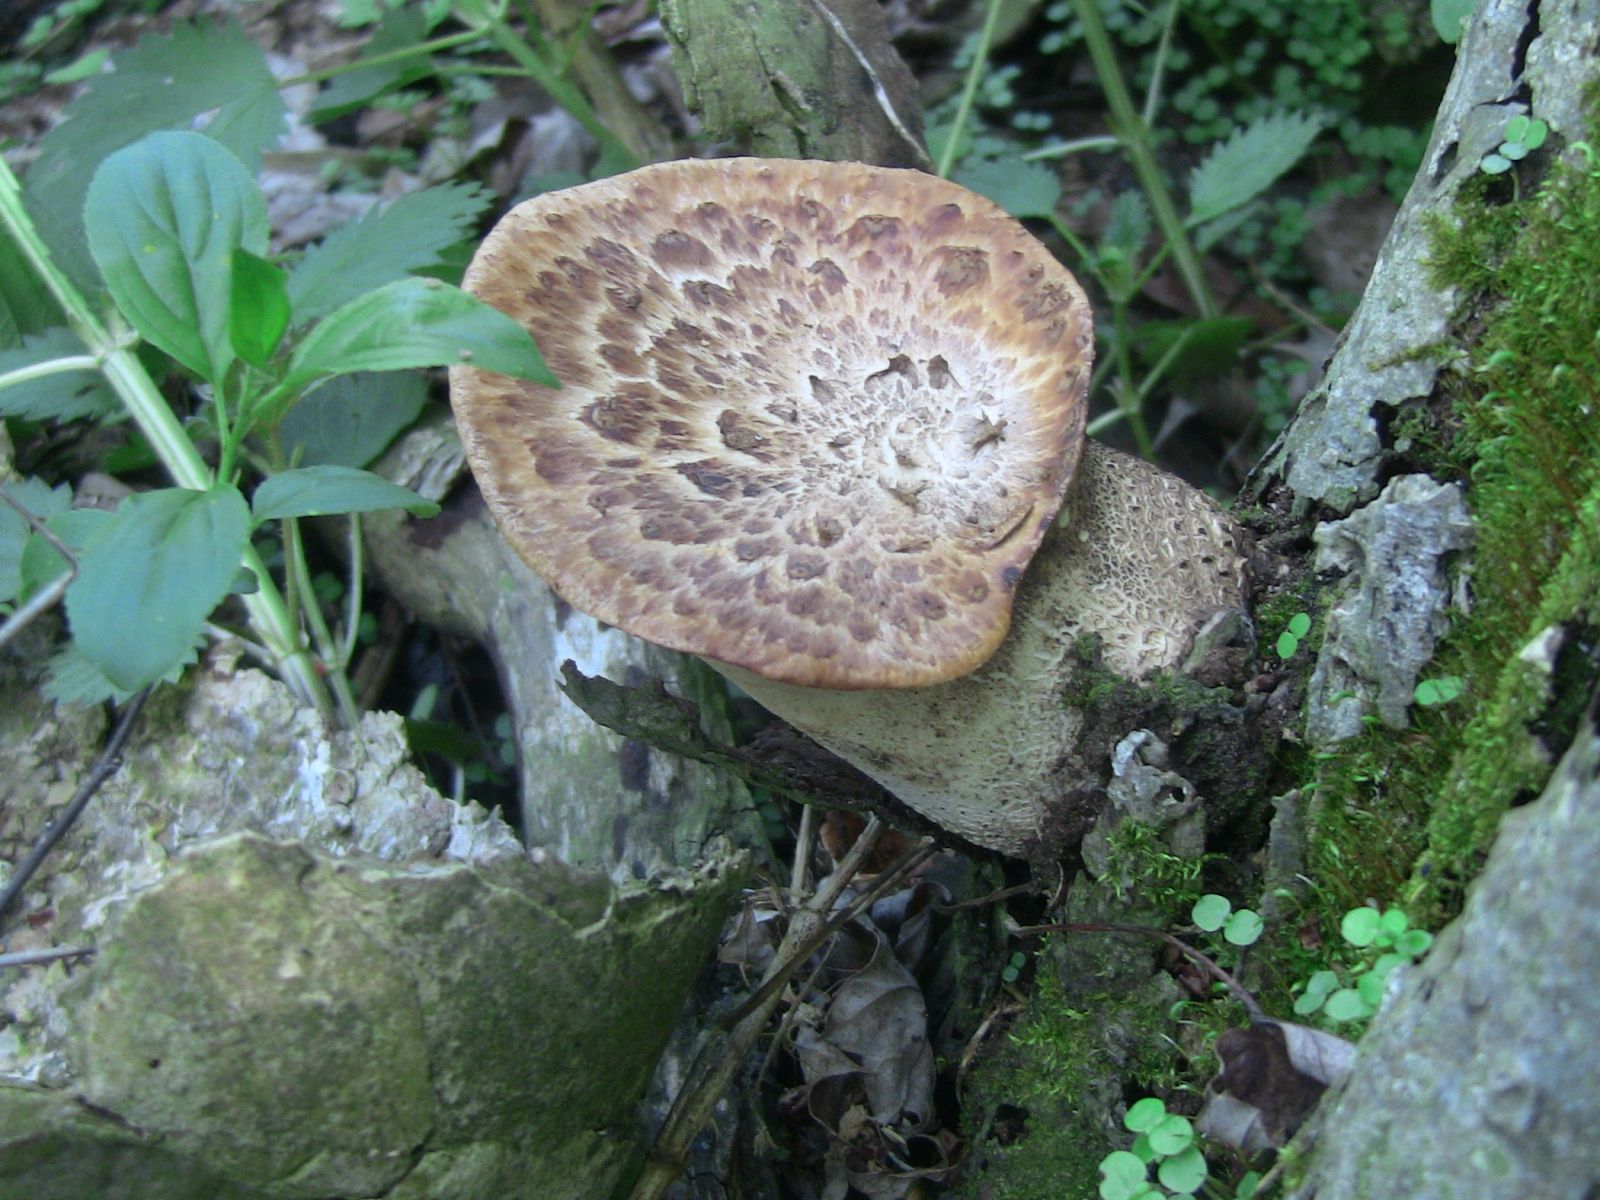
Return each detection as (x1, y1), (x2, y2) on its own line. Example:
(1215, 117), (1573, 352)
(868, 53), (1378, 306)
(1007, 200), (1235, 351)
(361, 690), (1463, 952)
(1292, 904), (1433, 1025)
(1275, 611), (1313, 659)
(1413, 675), (1466, 707)
(1481, 114), (1549, 179)
(1190, 894), (1263, 947)
(1098, 1096), (1260, 1199)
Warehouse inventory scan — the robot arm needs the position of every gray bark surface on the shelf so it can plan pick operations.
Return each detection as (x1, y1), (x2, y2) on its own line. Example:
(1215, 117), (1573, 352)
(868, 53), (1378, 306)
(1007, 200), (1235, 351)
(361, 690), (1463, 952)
(1285, 696), (1600, 1200)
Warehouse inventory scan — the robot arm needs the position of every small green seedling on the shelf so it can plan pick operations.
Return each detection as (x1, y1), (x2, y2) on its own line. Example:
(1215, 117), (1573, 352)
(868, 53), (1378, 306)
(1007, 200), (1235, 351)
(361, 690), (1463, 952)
(1293, 905), (1433, 1023)
(1276, 611), (1312, 659)
(1191, 894), (1264, 947)
(1098, 1096), (1260, 1199)
(1414, 675), (1465, 707)
(1481, 114), (1549, 175)
(1001, 950), (1028, 985)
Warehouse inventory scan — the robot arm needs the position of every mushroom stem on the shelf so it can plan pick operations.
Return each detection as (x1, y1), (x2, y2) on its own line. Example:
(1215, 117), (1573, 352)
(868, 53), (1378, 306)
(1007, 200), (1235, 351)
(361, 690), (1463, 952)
(714, 440), (1250, 856)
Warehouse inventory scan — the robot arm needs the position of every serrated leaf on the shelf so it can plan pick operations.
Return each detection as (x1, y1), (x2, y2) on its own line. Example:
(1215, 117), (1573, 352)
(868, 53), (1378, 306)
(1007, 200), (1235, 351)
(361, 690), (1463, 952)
(43, 643), (146, 706)
(283, 277), (556, 392)
(310, 6), (437, 123)
(0, 328), (116, 421)
(952, 156), (1061, 220)
(23, 19), (285, 291)
(19, 509), (110, 603)
(1188, 112), (1323, 226)
(0, 477), (74, 604)
(286, 182), (493, 322)
(252, 465), (440, 522)
(277, 371), (429, 467)
(66, 485), (251, 690)
(230, 249), (292, 368)
(1100, 189), (1152, 266)
(86, 132), (269, 383)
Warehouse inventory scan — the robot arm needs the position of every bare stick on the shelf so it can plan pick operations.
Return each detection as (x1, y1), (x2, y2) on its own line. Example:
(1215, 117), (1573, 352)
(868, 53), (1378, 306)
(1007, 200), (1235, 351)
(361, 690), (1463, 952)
(0, 945), (95, 970)
(0, 688), (150, 925)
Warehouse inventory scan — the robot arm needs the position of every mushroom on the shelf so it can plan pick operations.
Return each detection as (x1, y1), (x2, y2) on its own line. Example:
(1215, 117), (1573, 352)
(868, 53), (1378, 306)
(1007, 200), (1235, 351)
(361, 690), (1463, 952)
(450, 158), (1248, 855)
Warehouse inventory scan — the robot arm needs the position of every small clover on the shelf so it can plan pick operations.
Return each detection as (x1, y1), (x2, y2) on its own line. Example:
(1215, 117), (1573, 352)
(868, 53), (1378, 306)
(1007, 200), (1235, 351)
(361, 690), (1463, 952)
(1482, 113), (1549, 175)
(1276, 611), (1312, 659)
(1414, 675), (1465, 706)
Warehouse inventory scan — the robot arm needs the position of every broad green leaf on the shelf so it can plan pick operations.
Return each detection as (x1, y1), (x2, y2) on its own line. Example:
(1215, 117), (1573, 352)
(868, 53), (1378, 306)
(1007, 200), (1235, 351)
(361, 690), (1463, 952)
(1323, 988), (1373, 1022)
(0, 328), (116, 421)
(252, 465), (440, 522)
(952, 156), (1062, 221)
(1124, 1096), (1168, 1132)
(66, 484), (252, 690)
(1287, 612), (1312, 638)
(1156, 1145), (1207, 1194)
(1340, 906), (1383, 947)
(283, 277), (556, 391)
(1147, 1114), (1193, 1156)
(86, 132), (269, 383)
(1188, 112), (1323, 226)
(1098, 1149), (1148, 1199)
(1191, 894), (1231, 932)
(0, 228), (60, 344)
(1275, 630), (1299, 659)
(1134, 316), (1253, 383)
(19, 509), (109, 604)
(1431, 0), (1475, 43)
(230, 249), (292, 368)
(24, 19), (285, 291)
(43, 643), (150, 706)
(0, 477), (73, 604)
(286, 182), (491, 321)
(1223, 909), (1265, 946)
(310, 6), (437, 122)
(277, 371), (429, 467)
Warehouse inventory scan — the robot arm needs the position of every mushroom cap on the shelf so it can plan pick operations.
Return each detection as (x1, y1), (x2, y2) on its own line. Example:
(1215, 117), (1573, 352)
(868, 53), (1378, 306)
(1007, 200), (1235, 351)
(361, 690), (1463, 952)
(450, 158), (1092, 688)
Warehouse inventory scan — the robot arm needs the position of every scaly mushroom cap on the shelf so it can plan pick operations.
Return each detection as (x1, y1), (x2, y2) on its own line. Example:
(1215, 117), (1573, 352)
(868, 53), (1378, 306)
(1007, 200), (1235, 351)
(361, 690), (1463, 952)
(451, 158), (1092, 687)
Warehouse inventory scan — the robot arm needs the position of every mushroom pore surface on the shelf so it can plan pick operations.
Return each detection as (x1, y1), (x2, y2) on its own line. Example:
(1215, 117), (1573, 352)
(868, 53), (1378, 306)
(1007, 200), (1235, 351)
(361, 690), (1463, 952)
(451, 158), (1092, 688)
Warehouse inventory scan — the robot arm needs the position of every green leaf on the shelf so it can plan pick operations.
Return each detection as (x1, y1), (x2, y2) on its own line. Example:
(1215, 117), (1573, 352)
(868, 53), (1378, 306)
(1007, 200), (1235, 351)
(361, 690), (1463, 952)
(1340, 906), (1382, 947)
(1133, 317), (1253, 384)
(1431, 0), (1475, 42)
(44, 48), (111, 85)
(1292, 990), (1326, 1016)
(1098, 1150), (1149, 1200)
(0, 228), (63, 345)
(1397, 929), (1434, 958)
(230, 250), (292, 369)
(43, 643), (144, 706)
(0, 477), (74, 604)
(1156, 1144), (1208, 1194)
(1287, 612), (1312, 638)
(0, 328), (116, 421)
(19, 509), (110, 603)
(286, 182), (492, 322)
(1504, 114), (1531, 144)
(1414, 675), (1465, 706)
(1304, 970), (1339, 998)
(252, 465), (440, 523)
(1191, 894), (1231, 932)
(1101, 191), (1152, 265)
(283, 277), (556, 392)
(85, 131), (269, 383)
(66, 485), (252, 690)
(1147, 1113), (1194, 1156)
(276, 371), (429, 468)
(1323, 988), (1373, 1022)
(1480, 153), (1513, 175)
(1276, 630), (1299, 659)
(952, 156), (1062, 221)
(1522, 118), (1549, 150)
(310, 6), (438, 122)
(1125, 1096), (1168, 1132)
(24, 19), (285, 291)
(1223, 909), (1264, 946)
(1188, 112), (1323, 226)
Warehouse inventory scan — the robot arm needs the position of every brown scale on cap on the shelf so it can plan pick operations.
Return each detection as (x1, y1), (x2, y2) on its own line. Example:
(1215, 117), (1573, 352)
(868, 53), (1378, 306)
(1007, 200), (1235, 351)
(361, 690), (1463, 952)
(451, 158), (1093, 688)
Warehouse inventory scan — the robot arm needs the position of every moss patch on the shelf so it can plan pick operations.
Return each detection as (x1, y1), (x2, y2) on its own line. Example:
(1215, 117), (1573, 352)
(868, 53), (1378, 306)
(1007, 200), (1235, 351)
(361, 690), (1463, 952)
(1295, 127), (1600, 933)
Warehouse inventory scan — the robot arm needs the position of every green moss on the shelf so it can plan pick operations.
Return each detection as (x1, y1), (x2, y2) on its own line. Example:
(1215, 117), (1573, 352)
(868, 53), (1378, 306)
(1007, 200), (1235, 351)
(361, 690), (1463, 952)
(1294, 124), (1600, 932)
(956, 958), (1187, 1200)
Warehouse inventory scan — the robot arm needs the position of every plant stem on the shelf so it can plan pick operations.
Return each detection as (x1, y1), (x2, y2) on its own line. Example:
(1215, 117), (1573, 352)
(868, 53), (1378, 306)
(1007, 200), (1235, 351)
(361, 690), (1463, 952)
(0, 353), (99, 392)
(935, 0), (1006, 178)
(1071, 0), (1217, 319)
(0, 158), (334, 722)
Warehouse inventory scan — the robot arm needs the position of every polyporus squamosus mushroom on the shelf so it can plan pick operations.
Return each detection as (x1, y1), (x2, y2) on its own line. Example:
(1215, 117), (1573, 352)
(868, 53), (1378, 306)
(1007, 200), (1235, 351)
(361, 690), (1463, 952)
(451, 158), (1248, 856)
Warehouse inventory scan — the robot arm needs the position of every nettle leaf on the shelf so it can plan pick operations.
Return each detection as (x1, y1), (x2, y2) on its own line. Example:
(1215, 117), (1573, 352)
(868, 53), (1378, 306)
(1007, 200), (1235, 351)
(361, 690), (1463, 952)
(0, 477), (74, 604)
(286, 182), (493, 322)
(952, 156), (1062, 221)
(283, 277), (556, 391)
(277, 371), (428, 468)
(24, 19), (285, 291)
(1188, 112), (1323, 226)
(252, 465), (440, 522)
(310, 5), (438, 122)
(1, 228), (60, 344)
(86, 132), (269, 383)
(18, 509), (109, 605)
(230, 249), (292, 368)
(66, 484), (252, 690)
(0, 327), (116, 421)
